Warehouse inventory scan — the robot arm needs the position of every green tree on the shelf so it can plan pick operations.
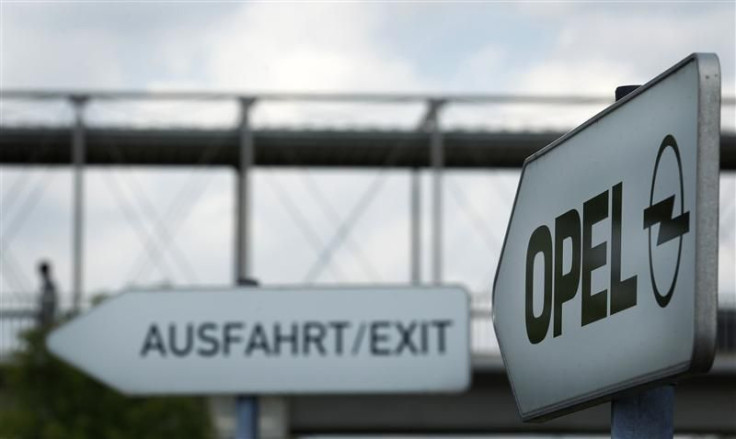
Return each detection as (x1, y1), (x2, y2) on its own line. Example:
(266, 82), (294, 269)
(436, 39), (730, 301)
(0, 324), (213, 439)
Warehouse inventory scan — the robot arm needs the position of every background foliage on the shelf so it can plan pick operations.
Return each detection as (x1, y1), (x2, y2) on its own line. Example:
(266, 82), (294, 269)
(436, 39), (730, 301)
(0, 321), (213, 439)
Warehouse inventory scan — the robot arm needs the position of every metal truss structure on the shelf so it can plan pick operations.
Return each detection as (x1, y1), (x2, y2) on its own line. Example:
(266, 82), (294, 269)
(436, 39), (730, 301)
(1, 90), (735, 434)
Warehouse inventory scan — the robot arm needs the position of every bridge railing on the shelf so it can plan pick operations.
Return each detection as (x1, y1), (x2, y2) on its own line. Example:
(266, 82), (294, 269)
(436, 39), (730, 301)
(0, 298), (36, 362)
(0, 295), (89, 362)
(1, 90), (734, 133)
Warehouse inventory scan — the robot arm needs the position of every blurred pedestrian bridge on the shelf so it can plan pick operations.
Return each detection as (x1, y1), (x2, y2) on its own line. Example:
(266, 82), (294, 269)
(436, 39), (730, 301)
(1, 90), (735, 435)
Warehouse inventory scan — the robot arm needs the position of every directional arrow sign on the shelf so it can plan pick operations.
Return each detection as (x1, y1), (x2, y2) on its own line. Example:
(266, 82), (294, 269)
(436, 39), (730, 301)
(48, 286), (470, 395)
(492, 53), (720, 421)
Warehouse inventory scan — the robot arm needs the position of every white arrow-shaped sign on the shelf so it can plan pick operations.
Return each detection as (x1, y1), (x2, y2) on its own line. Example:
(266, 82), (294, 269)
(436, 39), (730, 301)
(492, 53), (720, 421)
(48, 286), (470, 395)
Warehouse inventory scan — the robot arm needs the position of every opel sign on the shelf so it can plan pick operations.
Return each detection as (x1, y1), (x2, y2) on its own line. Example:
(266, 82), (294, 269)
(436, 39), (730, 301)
(492, 53), (720, 421)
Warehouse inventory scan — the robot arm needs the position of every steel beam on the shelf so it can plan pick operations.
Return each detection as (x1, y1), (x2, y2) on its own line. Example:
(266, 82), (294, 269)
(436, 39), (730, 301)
(410, 169), (421, 284)
(0, 89), (621, 105)
(424, 99), (446, 284)
(235, 99), (256, 282)
(3, 128), (736, 170)
(70, 96), (87, 310)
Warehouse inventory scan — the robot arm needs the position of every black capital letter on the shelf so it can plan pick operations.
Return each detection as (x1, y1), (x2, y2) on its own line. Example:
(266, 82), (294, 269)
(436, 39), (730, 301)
(245, 323), (271, 356)
(169, 323), (194, 357)
(370, 321), (391, 356)
(223, 322), (243, 356)
(140, 324), (166, 357)
(554, 209), (581, 337)
(329, 321), (349, 355)
(610, 182), (638, 315)
(274, 322), (299, 356)
(197, 322), (219, 357)
(303, 321), (326, 356)
(525, 225), (553, 344)
(582, 190), (609, 326)
(431, 320), (452, 354)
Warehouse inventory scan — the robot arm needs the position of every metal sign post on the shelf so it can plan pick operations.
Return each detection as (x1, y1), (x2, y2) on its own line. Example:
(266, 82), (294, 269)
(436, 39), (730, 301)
(492, 53), (720, 422)
(611, 385), (675, 438)
(236, 278), (260, 439)
(235, 395), (258, 439)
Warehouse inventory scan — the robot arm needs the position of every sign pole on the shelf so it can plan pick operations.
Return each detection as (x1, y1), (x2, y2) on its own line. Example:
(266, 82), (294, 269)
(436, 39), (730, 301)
(610, 84), (674, 439)
(611, 385), (675, 438)
(235, 395), (259, 439)
(235, 277), (260, 439)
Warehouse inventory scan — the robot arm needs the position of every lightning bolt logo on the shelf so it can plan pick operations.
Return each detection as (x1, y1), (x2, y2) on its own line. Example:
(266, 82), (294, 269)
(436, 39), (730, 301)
(645, 134), (689, 308)
(643, 195), (690, 245)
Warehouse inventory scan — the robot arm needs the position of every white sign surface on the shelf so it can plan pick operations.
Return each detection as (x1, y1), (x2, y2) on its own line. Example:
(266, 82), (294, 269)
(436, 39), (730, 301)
(493, 53), (719, 421)
(48, 286), (470, 395)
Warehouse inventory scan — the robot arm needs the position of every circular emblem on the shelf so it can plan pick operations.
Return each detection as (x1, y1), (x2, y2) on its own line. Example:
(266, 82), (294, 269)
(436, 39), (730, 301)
(643, 135), (690, 308)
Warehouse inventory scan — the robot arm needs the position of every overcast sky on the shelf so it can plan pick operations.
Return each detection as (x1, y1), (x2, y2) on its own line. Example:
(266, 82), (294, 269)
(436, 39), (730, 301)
(1, 2), (734, 307)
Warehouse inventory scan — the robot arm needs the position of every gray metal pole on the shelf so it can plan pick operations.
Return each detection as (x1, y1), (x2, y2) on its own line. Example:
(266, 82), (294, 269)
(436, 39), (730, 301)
(429, 100), (444, 285)
(235, 395), (258, 439)
(234, 278), (259, 439)
(71, 96), (87, 311)
(236, 98), (255, 282)
(611, 386), (675, 438)
(410, 168), (421, 284)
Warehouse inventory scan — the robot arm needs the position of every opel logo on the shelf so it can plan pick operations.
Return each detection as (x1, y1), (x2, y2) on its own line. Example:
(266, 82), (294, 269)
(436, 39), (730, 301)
(642, 134), (690, 307)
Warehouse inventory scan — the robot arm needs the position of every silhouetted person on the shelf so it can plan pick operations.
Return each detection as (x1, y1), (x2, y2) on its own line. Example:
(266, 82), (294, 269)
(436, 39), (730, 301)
(37, 260), (57, 327)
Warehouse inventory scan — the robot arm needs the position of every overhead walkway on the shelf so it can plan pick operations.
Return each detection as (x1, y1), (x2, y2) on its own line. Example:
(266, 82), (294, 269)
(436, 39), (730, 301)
(2, 91), (735, 435)
(2, 90), (735, 169)
(2, 127), (736, 169)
